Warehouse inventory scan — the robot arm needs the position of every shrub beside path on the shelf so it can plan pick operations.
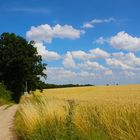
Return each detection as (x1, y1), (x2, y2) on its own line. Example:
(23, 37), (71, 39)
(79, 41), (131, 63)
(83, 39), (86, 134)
(0, 105), (18, 140)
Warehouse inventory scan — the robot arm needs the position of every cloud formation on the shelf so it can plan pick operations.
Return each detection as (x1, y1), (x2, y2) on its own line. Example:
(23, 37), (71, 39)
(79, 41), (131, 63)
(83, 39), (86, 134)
(43, 47), (140, 85)
(26, 23), (140, 85)
(89, 48), (110, 59)
(26, 24), (85, 43)
(62, 52), (76, 68)
(46, 66), (114, 85)
(112, 52), (140, 68)
(96, 31), (140, 51)
(34, 43), (61, 61)
(63, 48), (110, 63)
(62, 48), (111, 73)
(83, 18), (115, 28)
(95, 37), (108, 44)
(110, 31), (140, 51)
(26, 24), (85, 62)
(106, 52), (140, 71)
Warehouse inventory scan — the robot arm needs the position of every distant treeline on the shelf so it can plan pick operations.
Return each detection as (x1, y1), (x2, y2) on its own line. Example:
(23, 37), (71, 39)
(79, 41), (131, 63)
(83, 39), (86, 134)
(39, 82), (94, 89)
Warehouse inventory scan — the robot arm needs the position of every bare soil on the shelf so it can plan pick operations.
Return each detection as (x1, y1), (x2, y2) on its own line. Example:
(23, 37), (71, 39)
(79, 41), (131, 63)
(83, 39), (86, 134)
(0, 105), (18, 140)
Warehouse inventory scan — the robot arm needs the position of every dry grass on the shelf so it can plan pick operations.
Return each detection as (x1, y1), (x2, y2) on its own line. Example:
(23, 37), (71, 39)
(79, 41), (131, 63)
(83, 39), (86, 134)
(15, 85), (140, 140)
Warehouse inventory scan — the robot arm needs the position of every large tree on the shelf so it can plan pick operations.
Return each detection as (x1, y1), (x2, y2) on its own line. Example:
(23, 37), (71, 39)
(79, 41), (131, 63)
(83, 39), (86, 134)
(0, 33), (46, 102)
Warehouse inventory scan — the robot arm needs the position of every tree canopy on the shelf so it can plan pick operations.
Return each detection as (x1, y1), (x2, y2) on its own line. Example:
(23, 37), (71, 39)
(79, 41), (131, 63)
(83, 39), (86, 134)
(0, 33), (46, 102)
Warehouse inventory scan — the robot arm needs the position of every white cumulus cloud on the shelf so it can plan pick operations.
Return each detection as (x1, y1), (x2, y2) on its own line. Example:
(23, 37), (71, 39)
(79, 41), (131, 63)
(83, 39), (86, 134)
(84, 61), (106, 70)
(106, 58), (133, 70)
(26, 24), (85, 43)
(71, 50), (90, 60)
(110, 31), (140, 51)
(106, 52), (140, 71)
(96, 31), (140, 51)
(62, 52), (76, 68)
(34, 42), (61, 61)
(62, 48), (110, 69)
(68, 48), (110, 61)
(89, 48), (110, 59)
(112, 52), (140, 68)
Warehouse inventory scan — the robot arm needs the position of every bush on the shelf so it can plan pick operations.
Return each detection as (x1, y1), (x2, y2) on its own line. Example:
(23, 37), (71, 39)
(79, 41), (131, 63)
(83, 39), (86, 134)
(0, 83), (12, 105)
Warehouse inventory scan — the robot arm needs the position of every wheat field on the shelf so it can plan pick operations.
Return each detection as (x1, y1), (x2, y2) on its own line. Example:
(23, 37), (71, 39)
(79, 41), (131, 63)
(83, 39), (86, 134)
(15, 85), (140, 140)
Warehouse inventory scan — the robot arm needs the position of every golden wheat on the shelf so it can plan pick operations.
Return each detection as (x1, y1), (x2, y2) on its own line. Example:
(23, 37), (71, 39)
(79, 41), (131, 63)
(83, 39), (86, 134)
(15, 85), (140, 140)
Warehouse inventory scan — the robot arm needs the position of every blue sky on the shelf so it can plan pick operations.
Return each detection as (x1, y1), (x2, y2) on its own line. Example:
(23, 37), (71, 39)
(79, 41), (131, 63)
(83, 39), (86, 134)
(1, 0), (140, 85)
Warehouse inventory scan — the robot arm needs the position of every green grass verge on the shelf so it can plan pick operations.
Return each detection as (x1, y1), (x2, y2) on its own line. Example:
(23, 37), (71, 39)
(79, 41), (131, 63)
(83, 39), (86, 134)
(0, 83), (13, 107)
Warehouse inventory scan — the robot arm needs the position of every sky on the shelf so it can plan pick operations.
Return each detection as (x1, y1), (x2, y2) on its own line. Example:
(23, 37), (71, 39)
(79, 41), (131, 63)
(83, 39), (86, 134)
(0, 0), (140, 85)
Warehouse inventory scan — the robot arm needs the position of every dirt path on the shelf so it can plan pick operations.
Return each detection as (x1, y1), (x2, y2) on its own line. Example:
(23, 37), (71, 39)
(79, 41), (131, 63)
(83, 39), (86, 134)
(0, 105), (18, 140)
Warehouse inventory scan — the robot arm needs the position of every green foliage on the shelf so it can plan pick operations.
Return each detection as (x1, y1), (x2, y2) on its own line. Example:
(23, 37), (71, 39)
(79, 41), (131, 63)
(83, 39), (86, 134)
(0, 83), (12, 106)
(0, 33), (46, 102)
(44, 83), (93, 89)
(0, 83), (12, 101)
(65, 100), (77, 140)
